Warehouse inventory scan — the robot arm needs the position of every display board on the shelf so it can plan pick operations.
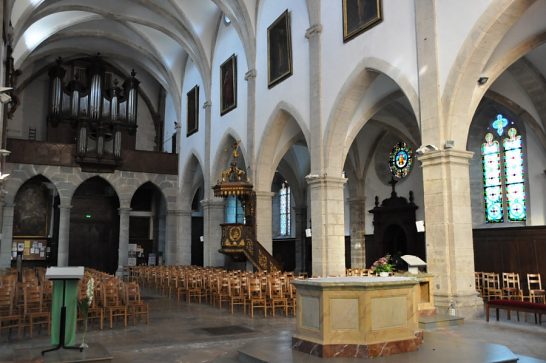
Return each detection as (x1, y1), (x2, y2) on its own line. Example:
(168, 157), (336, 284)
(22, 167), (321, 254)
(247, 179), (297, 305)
(11, 238), (48, 260)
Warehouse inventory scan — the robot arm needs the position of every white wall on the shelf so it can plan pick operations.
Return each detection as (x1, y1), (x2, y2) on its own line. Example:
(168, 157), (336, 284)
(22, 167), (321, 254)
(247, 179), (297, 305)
(255, 0), (310, 145)
(321, 0), (418, 124)
(8, 74), (48, 140)
(210, 19), (249, 173)
(163, 94), (178, 152)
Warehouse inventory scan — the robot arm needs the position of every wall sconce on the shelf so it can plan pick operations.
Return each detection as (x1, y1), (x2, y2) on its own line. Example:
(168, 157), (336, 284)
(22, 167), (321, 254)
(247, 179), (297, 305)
(477, 76), (489, 85)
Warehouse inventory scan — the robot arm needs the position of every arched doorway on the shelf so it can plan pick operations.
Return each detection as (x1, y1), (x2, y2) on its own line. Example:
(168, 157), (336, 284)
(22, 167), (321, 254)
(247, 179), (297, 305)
(69, 177), (119, 273)
(191, 187), (204, 266)
(130, 182), (167, 266)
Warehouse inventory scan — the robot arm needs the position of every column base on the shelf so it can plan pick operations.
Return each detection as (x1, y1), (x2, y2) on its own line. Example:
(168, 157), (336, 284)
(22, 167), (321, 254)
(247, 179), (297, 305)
(435, 292), (484, 319)
(292, 332), (423, 358)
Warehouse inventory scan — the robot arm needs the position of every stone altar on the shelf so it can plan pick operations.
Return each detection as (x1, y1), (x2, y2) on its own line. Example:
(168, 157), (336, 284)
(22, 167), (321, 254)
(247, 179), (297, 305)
(292, 276), (423, 358)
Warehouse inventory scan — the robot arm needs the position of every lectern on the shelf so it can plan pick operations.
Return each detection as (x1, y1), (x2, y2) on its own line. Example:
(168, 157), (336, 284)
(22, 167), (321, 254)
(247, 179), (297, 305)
(42, 266), (84, 355)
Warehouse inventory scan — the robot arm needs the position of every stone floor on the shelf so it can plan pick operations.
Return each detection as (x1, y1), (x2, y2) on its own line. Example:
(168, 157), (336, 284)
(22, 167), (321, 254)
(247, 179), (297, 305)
(0, 289), (545, 363)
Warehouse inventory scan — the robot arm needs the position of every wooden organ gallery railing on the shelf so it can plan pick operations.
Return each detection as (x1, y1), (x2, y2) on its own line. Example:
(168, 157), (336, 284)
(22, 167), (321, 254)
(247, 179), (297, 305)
(213, 142), (282, 272)
(47, 55), (140, 172)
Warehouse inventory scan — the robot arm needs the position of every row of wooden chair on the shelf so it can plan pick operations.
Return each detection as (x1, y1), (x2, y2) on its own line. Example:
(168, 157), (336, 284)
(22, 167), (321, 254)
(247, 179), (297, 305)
(475, 272), (544, 303)
(0, 267), (149, 339)
(131, 266), (300, 319)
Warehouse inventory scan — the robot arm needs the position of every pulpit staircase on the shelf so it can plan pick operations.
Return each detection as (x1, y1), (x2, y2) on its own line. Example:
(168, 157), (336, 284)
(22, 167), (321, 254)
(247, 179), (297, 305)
(219, 223), (282, 272)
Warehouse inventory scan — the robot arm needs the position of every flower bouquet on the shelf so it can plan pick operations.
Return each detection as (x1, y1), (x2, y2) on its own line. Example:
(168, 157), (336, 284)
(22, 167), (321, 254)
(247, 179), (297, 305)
(371, 255), (393, 277)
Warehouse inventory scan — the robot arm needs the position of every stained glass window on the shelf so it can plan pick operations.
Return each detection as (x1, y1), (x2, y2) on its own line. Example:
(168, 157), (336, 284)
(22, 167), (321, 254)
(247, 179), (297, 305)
(280, 183), (291, 236)
(481, 115), (526, 223)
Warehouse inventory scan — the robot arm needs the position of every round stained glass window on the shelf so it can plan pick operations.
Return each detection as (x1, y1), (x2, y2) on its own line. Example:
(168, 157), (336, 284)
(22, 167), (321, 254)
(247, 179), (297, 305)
(389, 142), (413, 179)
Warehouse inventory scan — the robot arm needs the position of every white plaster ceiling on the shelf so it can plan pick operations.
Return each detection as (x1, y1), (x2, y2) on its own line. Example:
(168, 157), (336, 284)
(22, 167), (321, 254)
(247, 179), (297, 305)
(8, 0), (258, 115)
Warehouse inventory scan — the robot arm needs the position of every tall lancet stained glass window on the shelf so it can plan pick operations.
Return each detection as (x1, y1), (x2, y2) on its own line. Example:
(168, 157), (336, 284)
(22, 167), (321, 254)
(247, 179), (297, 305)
(481, 114), (526, 223)
(279, 182), (291, 236)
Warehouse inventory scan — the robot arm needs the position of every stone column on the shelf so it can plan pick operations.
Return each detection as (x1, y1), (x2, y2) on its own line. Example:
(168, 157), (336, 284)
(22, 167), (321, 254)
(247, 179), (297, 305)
(245, 69), (257, 181)
(254, 191), (274, 253)
(116, 207), (131, 275)
(57, 204), (72, 266)
(349, 197), (366, 269)
(307, 175), (346, 277)
(0, 203), (14, 268)
(175, 210), (192, 265)
(201, 198), (225, 267)
(419, 150), (482, 317)
(294, 207), (306, 273)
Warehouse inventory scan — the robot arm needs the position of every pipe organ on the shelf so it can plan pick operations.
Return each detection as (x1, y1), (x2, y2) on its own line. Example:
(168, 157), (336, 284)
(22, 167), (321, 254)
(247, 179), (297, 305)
(47, 56), (140, 172)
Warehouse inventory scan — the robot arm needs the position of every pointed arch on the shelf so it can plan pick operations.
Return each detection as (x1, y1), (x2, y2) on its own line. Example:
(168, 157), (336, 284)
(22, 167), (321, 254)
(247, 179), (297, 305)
(324, 58), (419, 175)
(255, 102), (309, 192)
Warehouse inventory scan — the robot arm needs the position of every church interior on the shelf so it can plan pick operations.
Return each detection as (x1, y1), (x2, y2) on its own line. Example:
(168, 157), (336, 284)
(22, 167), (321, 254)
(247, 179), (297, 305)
(0, 0), (545, 362)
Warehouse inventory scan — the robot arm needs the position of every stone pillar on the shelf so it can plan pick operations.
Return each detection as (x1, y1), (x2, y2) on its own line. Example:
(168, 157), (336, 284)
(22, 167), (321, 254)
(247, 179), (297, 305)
(349, 197), (366, 269)
(57, 204), (72, 266)
(255, 191), (274, 253)
(116, 207), (131, 275)
(307, 176), (346, 277)
(201, 199), (225, 267)
(175, 210), (192, 265)
(294, 207), (306, 273)
(0, 203), (14, 268)
(245, 69), (257, 180)
(419, 150), (482, 317)
(162, 209), (178, 265)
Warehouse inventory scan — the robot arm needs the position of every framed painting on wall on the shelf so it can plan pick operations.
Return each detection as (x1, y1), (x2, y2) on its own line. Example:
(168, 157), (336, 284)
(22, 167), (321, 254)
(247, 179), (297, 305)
(267, 10), (293, 88)
(186, 85), (199, 137)
(13, 180), (51, 237)
(220, 54), (237, 115)
(342, 0), (383, 42)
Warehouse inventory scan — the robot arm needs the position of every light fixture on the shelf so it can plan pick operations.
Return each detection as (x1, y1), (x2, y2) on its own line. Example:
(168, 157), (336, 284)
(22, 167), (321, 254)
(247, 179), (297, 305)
(477, 76), (489, 85)
(223, 15), (231, 25)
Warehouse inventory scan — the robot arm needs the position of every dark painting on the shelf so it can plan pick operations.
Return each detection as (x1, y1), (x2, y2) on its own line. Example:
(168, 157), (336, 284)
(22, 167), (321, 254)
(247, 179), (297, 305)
(220, 54), (237, 115)
(13, 180), (51, 237)
(268, 10), (292, 88)
(343, 0), (382, 42)
(186, 85), (199, 137)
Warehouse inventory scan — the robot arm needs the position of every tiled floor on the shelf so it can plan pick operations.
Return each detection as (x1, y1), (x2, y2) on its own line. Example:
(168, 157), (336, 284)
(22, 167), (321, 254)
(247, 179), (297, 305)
(1, 290), (545, 363)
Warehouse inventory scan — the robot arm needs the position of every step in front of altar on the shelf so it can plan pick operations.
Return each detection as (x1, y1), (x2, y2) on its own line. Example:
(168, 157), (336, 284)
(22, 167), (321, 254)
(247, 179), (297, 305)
(14, 342), (112, 363)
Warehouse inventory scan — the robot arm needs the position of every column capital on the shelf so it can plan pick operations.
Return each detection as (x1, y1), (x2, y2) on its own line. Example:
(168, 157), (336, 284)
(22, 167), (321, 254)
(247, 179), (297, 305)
(118, 207), (132, 213)
(2, 202), (14, 208)
(254, 191), (274, 199)
(203, 100), (212, 109)
(201, 198), (224, 208)
(418, 149), (474, 167)
(305, 23), (323, 39)
(58, 204), (72, 210)
(305, 174), (347, 187)
(167, 209), (191, 217)
(348, 197), (366, 204)
(244, 69), (257, 80)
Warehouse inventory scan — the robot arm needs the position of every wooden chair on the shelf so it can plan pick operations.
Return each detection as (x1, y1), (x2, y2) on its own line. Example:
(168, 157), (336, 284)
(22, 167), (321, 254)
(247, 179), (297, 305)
(22, 285), (50, 337)
(501, 272), (524, 301)
(228, 277), (246, 314)
(482, 272), (502, 301)
(526, 274), (545, 303)
(215, 277), (231, 309)
(124, 282), (149, 325)
(186, 274), (205, 304)
(0, 286), (20, 338)
(102, 280), (127, 329)
(176, 272), (189, 303)
(286, 283), (297, 317)
(267, 278), (288, 317)
(247, 277), (267, 318)
(475, 272), (483, 297)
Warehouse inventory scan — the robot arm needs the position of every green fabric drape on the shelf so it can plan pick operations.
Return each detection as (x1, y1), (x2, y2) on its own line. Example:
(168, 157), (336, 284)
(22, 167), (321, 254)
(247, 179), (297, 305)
(50, 280), (79, 346)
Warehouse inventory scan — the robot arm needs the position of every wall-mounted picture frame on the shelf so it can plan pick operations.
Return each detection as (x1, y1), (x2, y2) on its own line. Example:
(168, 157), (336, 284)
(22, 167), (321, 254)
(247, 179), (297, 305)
(267, 10), (292, 88)
(342, 0), (383, 42)
(186, 85), (199, 137)
(220, 54), (237, 116)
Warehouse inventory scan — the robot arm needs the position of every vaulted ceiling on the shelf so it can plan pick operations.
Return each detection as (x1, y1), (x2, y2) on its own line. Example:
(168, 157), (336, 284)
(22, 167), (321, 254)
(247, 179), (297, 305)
(7, 0), (257, 111)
